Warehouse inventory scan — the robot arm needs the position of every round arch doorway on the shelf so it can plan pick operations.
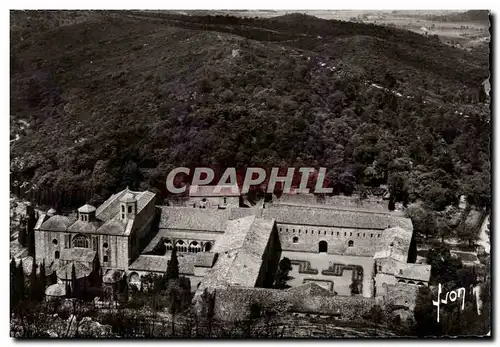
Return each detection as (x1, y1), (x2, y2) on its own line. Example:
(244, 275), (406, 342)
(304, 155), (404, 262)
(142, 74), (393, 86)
(319, 240), (328, 253)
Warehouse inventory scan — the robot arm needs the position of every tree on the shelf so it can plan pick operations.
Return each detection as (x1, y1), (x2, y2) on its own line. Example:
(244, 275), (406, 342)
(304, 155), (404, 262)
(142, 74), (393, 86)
(29, 258), (38, 301)
(273, 257), (292, 289)
(166, 245), (179, 281)
(426, 244), (463, 285)
(456, 224), (479, 248)
(71, 263), (77, 297)
(388, 172), (409, 206)
(18, 226), (26, 247)
(39, 260), (46, 300)
(10, 258), (19, 311)
(413, 286), (440, 337)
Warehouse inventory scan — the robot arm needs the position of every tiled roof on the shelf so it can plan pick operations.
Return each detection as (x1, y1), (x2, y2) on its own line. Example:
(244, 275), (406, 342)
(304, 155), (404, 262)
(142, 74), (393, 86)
(395, 263), (431, 282)
(194, 252), (218, 268)
(260, 205), (412, 230)
(67, 220), (101, 234)
(132, 252), (199, 275)
(78, 204), (96, 213)
(45, 283), (66, 297)
(60, 248), (96, 263)
(34, 213), (47, 230)
(375, 226), (413, 262)
(129, 255), (168, 273)
(189, 185), (241, 197)
(40, 215), (77, 231)
(96, 189), (155, 222)
(159, 207), (231, 231)
(56, 261), (91, 280)
(197, 215), (275, 292)
(213, 216), (256, 252)
(96, 218), (127, 236)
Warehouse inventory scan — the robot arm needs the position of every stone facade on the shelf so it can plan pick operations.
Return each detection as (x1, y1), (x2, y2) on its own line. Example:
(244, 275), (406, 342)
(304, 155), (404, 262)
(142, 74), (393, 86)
(33, 189), (156, 296)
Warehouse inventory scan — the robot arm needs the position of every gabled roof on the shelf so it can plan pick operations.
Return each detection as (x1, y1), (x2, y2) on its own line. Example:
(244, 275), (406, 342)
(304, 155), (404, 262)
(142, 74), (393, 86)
(159, 207), (231, 232)
(189, 185), (241, 197)
(96, 189), (155, 222)
(129, 255), (169, 273)
(374, 226), (413, 262)
(56, 261), (92, 280)
(260, 205), (412, 230)
(197, 215), (275, 292)
(40, 215), (77, 231)
(96, 218), (128, 236)
(60, 248), (96, 263)
(395, 263), (431, 282)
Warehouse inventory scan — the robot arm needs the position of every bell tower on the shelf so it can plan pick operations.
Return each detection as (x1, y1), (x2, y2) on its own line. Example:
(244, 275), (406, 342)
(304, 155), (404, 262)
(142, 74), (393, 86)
(119, 188), (137, 223)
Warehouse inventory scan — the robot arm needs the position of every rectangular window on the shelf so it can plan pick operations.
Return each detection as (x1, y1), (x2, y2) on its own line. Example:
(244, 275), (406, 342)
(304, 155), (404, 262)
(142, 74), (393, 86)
(121, 213), (125, 219)
(103, 255), (108, 263)
(128, 206), (132, 213)
(121, 205), (125, 212)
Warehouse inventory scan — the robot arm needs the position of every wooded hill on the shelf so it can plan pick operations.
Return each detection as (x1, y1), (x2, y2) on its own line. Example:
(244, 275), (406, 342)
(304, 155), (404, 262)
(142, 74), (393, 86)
(10, 11), (490, 210)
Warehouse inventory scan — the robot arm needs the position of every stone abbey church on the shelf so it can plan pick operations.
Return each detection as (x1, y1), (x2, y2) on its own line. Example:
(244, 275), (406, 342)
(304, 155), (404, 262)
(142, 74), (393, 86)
(30, 186), (430, 303)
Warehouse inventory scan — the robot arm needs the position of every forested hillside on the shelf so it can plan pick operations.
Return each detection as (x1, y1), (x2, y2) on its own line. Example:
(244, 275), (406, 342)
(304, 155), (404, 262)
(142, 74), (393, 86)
(10, 11), (490, 211)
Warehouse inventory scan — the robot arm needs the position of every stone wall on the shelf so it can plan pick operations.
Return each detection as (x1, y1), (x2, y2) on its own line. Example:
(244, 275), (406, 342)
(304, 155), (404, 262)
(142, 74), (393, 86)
(212, 286), (375, 322)
(277, 223), (384, 256)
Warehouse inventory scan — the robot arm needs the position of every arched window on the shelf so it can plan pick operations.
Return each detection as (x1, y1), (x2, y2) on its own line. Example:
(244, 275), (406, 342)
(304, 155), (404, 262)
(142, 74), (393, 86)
(204, 242), (212, 252)
(55, 251), (60, 259)
(52, 239), (58, 246)
(176, 240), (185, 252)
(348, 240), (354, 247)
(319, 240), (328, 253)
(417, 282), (424, 286)
(73, 234), (89, 248)
(165, 239), (173, 250)
(189, 241), (201, 253)
(398, 279), (406, 284)
(292, 236), (299, 244)
(408, 280), (415, 285)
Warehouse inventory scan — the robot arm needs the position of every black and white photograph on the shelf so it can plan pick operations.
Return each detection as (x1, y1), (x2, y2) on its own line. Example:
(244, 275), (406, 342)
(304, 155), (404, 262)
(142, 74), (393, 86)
(8, 7), (492, 338)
